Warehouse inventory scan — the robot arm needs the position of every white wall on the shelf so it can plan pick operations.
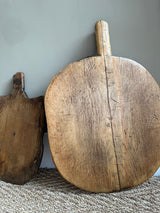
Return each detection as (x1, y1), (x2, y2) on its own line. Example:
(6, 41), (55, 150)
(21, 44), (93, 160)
(0, 0), (159, 176)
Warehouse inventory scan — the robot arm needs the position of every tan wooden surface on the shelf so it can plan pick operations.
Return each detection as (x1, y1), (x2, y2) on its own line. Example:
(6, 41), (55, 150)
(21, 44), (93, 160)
(45, 20), (160, 192)
(0, 72), (46, 184)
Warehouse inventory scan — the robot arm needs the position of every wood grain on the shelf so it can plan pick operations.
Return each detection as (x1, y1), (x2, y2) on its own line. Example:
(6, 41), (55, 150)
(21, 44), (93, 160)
(0, 72), (46, 184)
(45, 20), (160, 192)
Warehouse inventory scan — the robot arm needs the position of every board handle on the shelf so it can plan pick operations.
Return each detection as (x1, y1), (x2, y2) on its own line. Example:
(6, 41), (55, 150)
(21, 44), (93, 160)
(12, 72), (28, 98)
(13, 72), (25, 91)
(95, 20), (112, 56)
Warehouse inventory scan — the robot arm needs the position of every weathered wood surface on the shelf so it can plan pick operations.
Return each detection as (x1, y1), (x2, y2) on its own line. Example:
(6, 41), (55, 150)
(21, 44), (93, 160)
(45, 20), (160, 192)
(0, 72), (46, 184)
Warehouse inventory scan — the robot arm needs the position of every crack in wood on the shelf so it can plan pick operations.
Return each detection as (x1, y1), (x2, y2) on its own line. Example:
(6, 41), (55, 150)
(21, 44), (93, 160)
(101, 20), (121, 190)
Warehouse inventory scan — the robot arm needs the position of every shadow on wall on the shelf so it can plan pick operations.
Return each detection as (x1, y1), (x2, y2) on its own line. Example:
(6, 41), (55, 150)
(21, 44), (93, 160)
(40, 133), (55, 168)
